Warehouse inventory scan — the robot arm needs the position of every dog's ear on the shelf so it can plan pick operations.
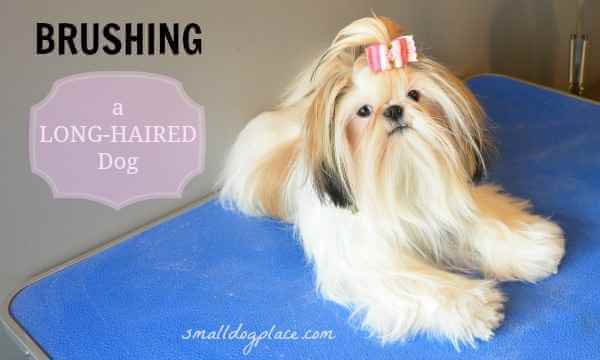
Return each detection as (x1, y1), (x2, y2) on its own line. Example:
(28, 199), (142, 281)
(460, 91), (490, 184)
(304, 70), (355, 210)
(414, 58), (490, 183)
(470, 135), (488, 183)
(455, 95), (490, 184)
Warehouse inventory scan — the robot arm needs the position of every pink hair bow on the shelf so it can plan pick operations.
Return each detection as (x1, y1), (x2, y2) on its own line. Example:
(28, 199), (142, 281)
(366, 35), (417, 73)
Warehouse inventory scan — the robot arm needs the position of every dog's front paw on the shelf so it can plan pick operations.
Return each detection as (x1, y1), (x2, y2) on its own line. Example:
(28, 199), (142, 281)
(486, 218), (565, 283)
(432, 280), (505, 347)
(515, 218), (565, 281)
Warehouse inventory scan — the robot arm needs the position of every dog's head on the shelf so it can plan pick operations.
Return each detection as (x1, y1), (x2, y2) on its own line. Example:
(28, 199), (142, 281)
(300, 16), (488, 221)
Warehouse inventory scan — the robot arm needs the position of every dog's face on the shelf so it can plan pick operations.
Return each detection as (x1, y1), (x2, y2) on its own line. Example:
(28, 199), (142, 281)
(303, 18), (487, 223)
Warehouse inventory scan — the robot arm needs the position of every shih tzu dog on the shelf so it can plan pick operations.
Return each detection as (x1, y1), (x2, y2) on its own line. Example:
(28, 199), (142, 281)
(219, 16), (565, 347)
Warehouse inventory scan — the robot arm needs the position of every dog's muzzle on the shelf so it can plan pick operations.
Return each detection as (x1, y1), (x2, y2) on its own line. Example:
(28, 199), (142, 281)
(384, 105), (408, 134)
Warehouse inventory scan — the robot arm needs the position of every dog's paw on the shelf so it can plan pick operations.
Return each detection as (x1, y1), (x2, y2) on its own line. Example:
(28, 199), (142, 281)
(433, 280), (505, 347)
(489, 218), (565, 283)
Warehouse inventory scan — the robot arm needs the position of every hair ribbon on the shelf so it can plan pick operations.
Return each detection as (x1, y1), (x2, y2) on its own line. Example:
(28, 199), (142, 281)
(366, 35), (417, 73)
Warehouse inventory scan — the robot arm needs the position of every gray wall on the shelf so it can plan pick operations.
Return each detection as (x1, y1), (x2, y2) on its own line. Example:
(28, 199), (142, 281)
(1, 1), (597, 358)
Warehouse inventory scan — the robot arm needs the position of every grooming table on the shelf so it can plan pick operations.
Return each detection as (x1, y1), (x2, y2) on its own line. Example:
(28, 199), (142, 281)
(3, 74), (600, 359)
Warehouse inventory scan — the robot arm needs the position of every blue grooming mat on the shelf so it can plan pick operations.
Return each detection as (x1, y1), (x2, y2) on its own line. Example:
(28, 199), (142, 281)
(3, 74), (600, 359)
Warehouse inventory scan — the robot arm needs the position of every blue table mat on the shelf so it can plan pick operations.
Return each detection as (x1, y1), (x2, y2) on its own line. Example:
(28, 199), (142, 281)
(8, 74), (600, 359)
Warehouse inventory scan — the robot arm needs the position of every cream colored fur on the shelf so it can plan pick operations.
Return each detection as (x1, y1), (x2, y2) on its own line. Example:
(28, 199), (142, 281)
(219, 16), (565, 348)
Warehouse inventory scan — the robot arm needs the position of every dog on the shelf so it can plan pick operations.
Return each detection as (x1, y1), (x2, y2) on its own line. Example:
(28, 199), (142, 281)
(219, 16), (565, 347)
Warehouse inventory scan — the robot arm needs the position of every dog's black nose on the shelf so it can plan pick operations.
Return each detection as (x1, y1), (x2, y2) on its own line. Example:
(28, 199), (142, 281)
(383, 105), (404, 122)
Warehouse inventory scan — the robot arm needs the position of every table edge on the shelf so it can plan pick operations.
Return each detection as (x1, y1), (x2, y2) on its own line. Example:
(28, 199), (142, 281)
(3, 73), (597, 359)
(466, 73), (600, 106)
(1, 192), (218, 360)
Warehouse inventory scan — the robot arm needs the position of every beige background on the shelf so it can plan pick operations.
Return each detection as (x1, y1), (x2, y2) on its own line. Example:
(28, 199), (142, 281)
(1, 1), (598, 358)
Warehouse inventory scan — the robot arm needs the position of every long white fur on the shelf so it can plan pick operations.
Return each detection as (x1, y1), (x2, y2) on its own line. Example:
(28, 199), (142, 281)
(219, 16), (565, 348)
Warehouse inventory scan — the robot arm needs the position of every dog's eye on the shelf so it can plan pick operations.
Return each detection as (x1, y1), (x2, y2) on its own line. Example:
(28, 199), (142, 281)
(356, 105), (372, 117)
(407, 89), (420, 102)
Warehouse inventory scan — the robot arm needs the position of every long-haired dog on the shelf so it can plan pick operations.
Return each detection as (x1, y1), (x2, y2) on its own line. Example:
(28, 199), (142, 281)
(219, 16), (565, 347)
